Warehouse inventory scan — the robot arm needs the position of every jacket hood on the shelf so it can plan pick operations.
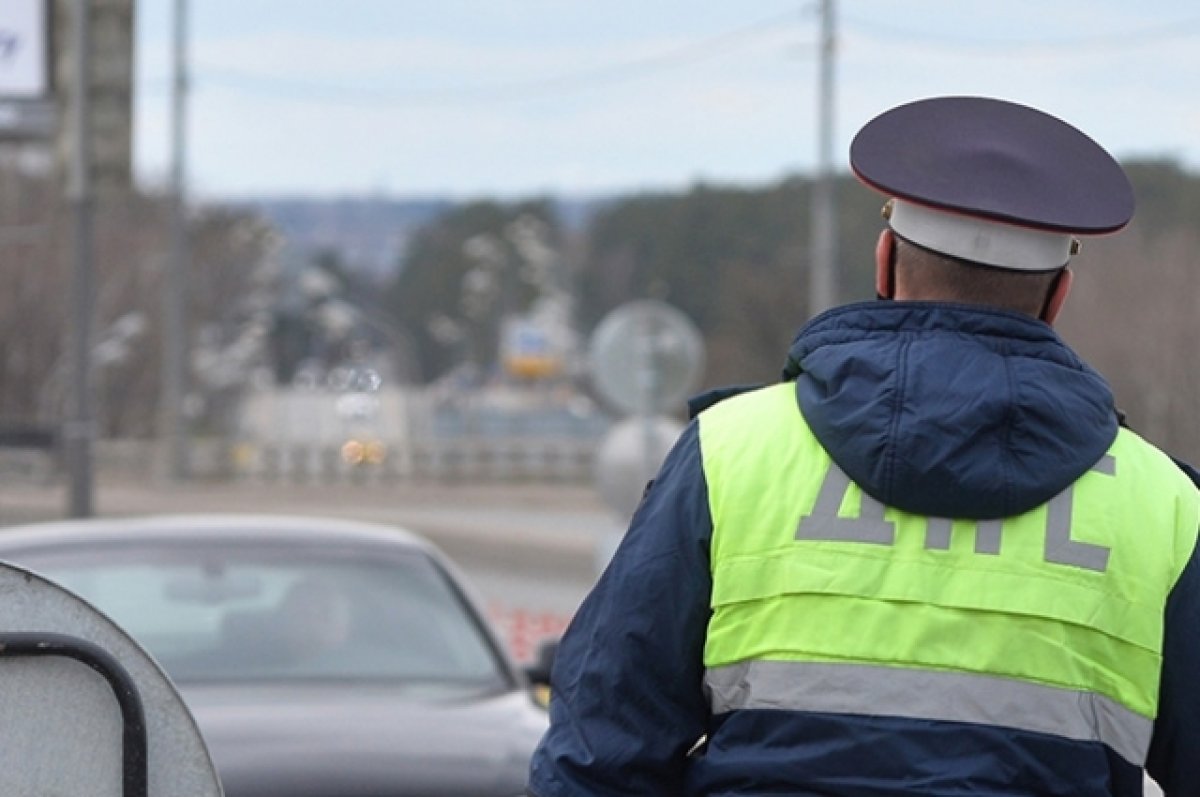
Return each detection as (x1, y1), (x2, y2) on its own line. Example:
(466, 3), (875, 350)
(783, 301), (1118, 520)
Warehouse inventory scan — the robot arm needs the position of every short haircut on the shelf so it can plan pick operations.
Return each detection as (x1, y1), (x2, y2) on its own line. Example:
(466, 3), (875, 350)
(893, 237), (1062, 316)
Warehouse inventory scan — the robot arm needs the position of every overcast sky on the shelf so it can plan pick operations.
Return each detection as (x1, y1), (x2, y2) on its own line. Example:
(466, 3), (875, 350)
(132, 1), (1200, 200)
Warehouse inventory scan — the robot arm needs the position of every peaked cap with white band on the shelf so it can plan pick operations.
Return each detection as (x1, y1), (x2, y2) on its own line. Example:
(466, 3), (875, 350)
(851, 96), (1134, 271)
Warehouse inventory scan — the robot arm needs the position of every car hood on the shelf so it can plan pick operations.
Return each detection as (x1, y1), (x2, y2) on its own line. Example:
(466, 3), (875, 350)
(181, 682), (548, 797)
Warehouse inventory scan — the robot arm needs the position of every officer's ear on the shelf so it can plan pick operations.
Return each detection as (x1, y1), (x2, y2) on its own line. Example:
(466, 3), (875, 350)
(1040, 267), (1073, 325)
(875, 229), (896, 300)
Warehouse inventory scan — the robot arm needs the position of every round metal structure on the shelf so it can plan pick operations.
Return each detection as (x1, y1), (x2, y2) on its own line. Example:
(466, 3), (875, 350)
(0, 562), (222, 797)
(588, 300), (705, 417)
(594, 415), (686, 521)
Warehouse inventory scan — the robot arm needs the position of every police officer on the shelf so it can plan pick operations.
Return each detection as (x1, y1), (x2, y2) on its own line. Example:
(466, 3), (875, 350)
(526, 96), (1200, 796)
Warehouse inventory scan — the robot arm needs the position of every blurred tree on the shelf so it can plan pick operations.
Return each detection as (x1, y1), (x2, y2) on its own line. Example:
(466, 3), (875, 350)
(578, 176), (880, 387)
(10, 158), (1192, 452)
(178, 206), (280, 437)
(384, 199), (562, 381)
(318, 160), (1200, 467)
(0, 164), (279, 439)
(1058, 161), (1200, 465)
(267, 307), (315, 385)
(0, 167), (63, 426)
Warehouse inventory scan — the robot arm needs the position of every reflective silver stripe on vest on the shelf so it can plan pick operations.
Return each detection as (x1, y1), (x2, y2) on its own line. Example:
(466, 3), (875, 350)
(705, 659), (1152, 765)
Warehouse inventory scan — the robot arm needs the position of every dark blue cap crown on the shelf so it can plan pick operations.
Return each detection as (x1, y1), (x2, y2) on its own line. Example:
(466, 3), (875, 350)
(850, 96), (1134, 234)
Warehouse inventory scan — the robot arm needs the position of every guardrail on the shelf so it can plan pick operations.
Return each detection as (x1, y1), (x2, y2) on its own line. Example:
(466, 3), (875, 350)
(0, 435), (602, 486)
(0, 423), (59, 485)
(234, 437), (599, 485)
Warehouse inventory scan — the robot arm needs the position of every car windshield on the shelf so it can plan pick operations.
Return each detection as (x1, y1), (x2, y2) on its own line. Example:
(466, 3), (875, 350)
(12, 540), (509, 689)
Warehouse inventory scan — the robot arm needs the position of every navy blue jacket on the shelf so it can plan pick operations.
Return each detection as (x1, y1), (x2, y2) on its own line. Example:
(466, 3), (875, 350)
(528, 302), (1200, 797)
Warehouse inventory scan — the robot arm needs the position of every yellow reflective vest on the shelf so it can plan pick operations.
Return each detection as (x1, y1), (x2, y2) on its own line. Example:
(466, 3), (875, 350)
(698, 382), (1200, 765)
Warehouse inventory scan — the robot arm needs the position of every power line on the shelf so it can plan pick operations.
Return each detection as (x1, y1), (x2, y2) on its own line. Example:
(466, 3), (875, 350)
(174, 7), (814, 107)
(842, 12), (1200, 54)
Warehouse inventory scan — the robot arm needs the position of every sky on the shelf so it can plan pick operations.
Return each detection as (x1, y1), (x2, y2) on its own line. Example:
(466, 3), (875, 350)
(131, 1), (1200, 200)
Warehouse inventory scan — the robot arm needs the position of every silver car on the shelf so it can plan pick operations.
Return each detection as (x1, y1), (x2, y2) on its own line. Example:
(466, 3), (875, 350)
(0, 514), (549, 797)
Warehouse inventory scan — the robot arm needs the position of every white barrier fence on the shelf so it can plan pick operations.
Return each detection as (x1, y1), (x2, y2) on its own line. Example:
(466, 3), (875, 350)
(229, 385), (609, 484)
(234, 436), (599, 484)
(4, 434), (603, 486)
(2, 385), (613, 486)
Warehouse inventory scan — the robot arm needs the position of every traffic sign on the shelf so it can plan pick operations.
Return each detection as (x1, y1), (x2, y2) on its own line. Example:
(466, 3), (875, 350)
(588, 300), (704, 417)
(0, 0), (54, 140)
(0, 0), (50, 100)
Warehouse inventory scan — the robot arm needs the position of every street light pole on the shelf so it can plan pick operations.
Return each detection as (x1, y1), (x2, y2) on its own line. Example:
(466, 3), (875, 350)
(65, 0), (95, 518)
(807, 0), (838, 317)
(162, 0), (190, 480)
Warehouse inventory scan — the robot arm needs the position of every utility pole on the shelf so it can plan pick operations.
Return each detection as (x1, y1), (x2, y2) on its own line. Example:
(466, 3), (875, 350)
(807, 0), (837, 317)
(162, 0), (190, 480)
(65, 0), (95, 517)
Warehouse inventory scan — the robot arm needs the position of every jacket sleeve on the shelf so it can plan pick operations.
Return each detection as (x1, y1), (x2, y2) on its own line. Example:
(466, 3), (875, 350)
(1145, 460), (1200, 795)
(527, 421), (713, 797)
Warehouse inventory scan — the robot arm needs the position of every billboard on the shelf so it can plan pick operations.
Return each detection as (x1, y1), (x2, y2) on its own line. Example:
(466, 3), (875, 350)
(0, 0), (50, 99)
(0, 0), (53, 139)
(501, 317), (565, 380)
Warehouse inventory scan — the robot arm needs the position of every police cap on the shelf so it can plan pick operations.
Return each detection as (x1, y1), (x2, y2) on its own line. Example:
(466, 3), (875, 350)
(851, 96), (1134, 271)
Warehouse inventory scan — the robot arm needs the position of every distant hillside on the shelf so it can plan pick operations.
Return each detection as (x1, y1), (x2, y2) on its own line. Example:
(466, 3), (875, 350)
(231, 197), (455, 281)
(230, 195), (611, 282)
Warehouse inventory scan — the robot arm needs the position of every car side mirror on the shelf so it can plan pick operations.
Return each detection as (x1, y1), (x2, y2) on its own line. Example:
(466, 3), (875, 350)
(523, 638), (558, 686)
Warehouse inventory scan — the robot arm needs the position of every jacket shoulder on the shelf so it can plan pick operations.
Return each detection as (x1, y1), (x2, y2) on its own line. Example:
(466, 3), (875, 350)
(689, 382), (791, 420)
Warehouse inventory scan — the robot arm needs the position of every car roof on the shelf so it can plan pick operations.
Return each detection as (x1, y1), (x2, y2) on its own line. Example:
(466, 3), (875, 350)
(0, 514), (438, 556)
(0, 513), (530, 688)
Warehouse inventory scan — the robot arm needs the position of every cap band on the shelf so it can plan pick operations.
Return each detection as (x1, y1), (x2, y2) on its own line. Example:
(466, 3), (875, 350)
(889, 199), (1073, 271)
